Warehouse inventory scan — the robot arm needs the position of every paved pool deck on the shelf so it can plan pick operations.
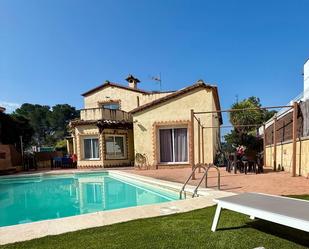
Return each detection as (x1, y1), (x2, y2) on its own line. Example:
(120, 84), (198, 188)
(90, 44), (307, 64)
(6, 166), (309, 196)
(127, 167), (309, 196)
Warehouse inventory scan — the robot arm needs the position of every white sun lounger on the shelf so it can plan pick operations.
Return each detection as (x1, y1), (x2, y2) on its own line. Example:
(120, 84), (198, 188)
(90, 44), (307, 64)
(211, 192), (309, 232)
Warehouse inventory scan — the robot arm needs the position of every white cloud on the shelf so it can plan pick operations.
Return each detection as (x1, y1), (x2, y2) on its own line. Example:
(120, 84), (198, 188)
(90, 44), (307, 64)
(0, 101), (21, 113)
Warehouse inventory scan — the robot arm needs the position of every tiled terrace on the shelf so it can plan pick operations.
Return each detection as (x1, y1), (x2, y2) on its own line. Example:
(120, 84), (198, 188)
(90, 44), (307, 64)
(128, 167), (309, 196)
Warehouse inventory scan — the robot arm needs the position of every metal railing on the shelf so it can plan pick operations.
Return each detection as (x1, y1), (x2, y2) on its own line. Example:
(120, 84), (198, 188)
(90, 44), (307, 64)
(179, 163), (221, 198)
(192, 164), (220, 197)
(179, 164), (206, 199)
(80, 108), (133, 122)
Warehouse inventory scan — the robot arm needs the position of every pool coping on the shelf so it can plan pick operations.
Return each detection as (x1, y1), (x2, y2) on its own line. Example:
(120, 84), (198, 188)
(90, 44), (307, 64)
(0, 170), (235, 245)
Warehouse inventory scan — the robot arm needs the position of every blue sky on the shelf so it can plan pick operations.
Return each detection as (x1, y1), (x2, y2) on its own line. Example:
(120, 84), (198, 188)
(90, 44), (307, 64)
(1, 0), (309, 122)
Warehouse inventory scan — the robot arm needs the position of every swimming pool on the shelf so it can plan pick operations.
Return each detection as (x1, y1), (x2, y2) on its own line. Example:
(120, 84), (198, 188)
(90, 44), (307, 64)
(0, 171), (179, 227)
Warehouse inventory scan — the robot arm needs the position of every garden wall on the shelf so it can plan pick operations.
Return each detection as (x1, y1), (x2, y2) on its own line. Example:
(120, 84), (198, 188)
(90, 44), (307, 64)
(265, 137), (309, 177)
(0, 144), (22, 170)
(264, 101), (309, 177)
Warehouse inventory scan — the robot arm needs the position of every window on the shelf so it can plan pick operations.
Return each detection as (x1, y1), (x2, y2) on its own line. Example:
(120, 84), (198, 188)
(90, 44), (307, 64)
(84, 138), (100, 159)
(102, 102), (120, 110)
(105, 135), (126, 159)
(159, 128), (188, 163)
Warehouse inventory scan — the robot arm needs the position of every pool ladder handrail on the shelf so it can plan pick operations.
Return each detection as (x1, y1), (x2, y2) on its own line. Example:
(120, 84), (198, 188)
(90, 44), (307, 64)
(192, 164), (220, 197)
(179, 163), (206, 199)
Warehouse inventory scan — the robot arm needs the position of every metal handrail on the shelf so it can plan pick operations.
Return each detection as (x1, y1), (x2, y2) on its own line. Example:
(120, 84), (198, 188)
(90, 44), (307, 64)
(192, 164), (220, 197)
(179, 164), (206, 199)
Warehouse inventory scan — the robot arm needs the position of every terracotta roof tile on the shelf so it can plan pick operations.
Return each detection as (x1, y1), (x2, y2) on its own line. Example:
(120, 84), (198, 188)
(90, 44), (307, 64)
(70, 119), (133, 127)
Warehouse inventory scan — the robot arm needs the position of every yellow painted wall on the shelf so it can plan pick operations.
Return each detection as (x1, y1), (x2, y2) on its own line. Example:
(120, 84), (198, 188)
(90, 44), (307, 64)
(211, 97), (221, 154)
(75, 125), (103, 167)
(84, 86), (142, 111)
(101, 128), (134, 167)
(84, 85), (171, 112)
(139, 92), (172, 106)
(74, 125), (134, 168)
(265, 137), (309, 176)
(132, 87), (219, 168)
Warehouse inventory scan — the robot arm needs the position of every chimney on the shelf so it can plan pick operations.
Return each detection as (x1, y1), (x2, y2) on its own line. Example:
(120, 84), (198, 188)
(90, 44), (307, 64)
(304, 59), (309, 100)
(126, 74), (140, 89)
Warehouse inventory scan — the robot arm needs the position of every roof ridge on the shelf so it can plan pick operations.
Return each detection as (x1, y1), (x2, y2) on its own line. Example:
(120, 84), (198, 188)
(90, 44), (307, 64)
(130, 82), (222, 125)
(81, 81), (176, 96)
(129, 82), (206, 114)
(81, 82), (150, 96)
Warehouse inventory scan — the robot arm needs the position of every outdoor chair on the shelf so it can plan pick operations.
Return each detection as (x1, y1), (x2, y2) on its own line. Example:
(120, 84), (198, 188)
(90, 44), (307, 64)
(51, 156), (76, 169)
(61, 157), (74, 168)
(52, 157), (62, 168)
(226, 154), (235, 173)
(227, 153), (261, 175)
(242, 155), (257, 174)
(226, 153), (241, 174)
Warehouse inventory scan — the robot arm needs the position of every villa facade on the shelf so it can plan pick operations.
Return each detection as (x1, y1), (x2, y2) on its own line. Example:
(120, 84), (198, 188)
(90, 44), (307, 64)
(68, 75), (222, 169)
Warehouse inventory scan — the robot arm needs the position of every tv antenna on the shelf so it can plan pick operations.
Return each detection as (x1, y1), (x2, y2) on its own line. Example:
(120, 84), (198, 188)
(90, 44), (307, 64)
(150, 73), (162, 91)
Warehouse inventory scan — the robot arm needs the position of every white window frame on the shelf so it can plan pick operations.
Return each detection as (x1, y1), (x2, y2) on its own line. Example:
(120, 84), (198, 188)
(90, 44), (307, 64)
(104, 134), (127, 160)
(158, 126), (189, 164)
(83, 137), (100, 160)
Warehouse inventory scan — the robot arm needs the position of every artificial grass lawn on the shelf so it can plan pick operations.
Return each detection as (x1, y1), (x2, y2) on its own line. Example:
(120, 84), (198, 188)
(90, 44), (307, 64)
(1, 196), (309, 249)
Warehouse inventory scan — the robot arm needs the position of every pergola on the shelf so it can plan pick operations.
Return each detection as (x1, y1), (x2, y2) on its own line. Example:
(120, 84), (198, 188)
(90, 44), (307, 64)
(190, 102), (298, 178)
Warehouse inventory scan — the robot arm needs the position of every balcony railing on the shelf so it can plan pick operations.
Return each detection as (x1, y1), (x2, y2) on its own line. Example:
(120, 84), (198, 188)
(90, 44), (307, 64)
(80, 108), (133, 122)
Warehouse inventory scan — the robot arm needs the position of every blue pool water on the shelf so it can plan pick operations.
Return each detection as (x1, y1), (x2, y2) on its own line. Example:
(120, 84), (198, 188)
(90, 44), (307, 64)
(0, 172), (178, 227)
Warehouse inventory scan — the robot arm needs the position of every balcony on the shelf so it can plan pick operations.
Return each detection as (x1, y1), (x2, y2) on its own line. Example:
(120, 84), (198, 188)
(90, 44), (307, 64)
(80, 108), (133, 122)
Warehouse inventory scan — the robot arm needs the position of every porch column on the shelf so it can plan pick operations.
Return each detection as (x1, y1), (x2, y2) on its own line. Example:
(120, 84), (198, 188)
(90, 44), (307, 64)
(100, 130), (105, 168)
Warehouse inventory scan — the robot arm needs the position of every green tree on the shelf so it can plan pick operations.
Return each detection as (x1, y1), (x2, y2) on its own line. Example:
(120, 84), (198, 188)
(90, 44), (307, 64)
(48, 104), (79, 142)
(13, 104), (51, 146)
(55, 139), (67, 152)
(12, 103), (79, 147)
(0, 112), (34, 149)
(225, 96), (276, 152)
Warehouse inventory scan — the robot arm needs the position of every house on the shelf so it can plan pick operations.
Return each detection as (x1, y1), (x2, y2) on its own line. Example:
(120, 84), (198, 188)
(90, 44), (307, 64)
(68, 75), (222, 169)
(262, 58), (309, 176)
